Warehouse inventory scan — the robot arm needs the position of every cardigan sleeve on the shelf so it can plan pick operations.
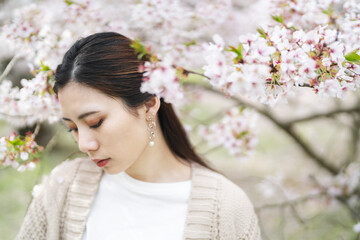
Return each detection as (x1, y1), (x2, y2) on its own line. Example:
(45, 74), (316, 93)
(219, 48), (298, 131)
(15, 157), (84, 240)
(15, 181), (47, 240)
(218, 175), (262, 240)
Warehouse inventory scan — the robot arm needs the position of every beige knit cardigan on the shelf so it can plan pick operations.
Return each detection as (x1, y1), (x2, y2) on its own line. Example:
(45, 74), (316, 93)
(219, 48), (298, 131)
(16, 157), (261, 240)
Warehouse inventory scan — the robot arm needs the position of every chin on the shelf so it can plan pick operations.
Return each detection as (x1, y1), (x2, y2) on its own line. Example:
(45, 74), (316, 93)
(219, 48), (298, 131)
(103, 167), (123, 175)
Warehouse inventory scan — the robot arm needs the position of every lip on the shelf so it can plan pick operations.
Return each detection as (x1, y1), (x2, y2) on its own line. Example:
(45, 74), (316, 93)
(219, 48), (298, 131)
(92, 158), (110, 163)
(92, 158), (110, 167)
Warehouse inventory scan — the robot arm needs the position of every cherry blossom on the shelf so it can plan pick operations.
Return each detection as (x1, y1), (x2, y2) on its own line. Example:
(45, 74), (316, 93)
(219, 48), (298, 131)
(0, 0), (360, 236)
(198, 107), (258, 159)
(0, 66), (61, 127)
(202, 16), (359, 104)
(0, 0), (359, 193)
(140, 55), (184, 104)
(0, 132), (43, 172)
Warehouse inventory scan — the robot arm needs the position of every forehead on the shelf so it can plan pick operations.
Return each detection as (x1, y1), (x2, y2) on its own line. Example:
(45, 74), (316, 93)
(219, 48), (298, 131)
(57, 82), (117, 116)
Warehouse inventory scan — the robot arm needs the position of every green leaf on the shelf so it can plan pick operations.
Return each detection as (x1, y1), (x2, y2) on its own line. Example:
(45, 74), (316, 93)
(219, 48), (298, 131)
(130, 39), (149, 60)
(322, 7), (334, 16)
(184, 40), (197, 47)
(257, 28), (267, 39)
(271, 15), (283, 23)
(40, 61), (50, 72)
(239, 106), (246, 113)
(236, 131), (248, 139)
(65, 0), (75, 5)
(345, 48), (360, 64)
(225, 43), (243, 63)
(8, 138), (25, 146)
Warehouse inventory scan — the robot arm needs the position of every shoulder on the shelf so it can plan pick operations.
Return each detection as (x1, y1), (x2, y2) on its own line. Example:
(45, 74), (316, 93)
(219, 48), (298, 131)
(192, 162), (255, 209)
(216, 171), (255, 213)
(34, 156), (98, 200)
(49, 157), (83, 177)
(192, 163), (261, 239)
(49, 155), (101, 179)
(46, 156), (88, 185)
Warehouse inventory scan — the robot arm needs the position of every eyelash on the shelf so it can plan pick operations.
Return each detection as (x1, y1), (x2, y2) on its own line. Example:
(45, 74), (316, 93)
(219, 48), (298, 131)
(67, 119), (104, 133)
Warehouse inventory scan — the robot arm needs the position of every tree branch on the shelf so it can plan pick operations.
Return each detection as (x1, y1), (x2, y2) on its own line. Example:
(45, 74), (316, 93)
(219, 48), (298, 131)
(255, 192), (325, 210)
(344, 113), (360, 166)
(253, 175), (306, 224)
(185, 82), (339, 175)
(33, 123), (41, 138)
(0, 112), (32, 118)
(284, 106), (360, 126)
(0, 54), (22, 83)
(310, 175), (360, 221)
(182, 68), (210, 80)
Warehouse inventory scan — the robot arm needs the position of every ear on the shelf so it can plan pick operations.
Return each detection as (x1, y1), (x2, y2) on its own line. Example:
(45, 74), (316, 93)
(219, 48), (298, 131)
(144, 96), (160, 115)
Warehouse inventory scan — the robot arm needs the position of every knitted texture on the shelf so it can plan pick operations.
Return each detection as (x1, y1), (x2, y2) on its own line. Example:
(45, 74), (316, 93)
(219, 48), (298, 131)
(16, 157), (261, 240)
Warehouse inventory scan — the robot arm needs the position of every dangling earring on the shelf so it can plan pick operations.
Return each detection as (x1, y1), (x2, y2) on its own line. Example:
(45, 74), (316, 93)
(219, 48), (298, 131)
(147, 113), (156, 147)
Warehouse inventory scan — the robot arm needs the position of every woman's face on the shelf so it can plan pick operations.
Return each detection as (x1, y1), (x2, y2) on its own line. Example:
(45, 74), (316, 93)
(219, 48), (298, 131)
(58, 81), (149, 174)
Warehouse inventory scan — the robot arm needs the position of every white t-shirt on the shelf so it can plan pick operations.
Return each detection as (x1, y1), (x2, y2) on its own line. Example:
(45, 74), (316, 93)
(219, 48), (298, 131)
(82, 170), (192, 240)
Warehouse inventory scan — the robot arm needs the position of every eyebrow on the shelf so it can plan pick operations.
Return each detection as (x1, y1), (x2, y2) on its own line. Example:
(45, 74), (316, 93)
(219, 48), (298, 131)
(62, 111), (100, 121)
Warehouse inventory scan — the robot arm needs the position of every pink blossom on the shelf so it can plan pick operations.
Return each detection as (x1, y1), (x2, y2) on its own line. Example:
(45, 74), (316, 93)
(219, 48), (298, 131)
(140, 55), (183, 104)
(198, 107), (258, 159)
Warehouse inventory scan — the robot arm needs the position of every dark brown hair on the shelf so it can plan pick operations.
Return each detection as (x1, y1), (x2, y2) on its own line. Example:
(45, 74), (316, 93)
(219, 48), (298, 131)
(54, 32), (215, 171)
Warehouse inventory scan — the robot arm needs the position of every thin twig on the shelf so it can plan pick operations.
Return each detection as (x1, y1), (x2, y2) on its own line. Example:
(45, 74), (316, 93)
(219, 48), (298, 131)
(182, 68), (210, 80)
(344, 112), (360, 166)
(0, 54), (21, 83)
(279, 206), (285, 240)
(0, 113), (33, 118)
(181, 66), (315, 88)
(33, 123), (41, 138)
(284, 106), (360, 125)
(192, 103), (240, 126)
(310, 175), (360, 221)
(200, 145), (223, 156)
(255, 192), (326, 210)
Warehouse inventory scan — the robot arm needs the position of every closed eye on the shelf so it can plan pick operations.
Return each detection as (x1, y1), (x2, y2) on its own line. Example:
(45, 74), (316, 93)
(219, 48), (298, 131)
(90, 119), (103, 129)
(67, 119), (103, 133)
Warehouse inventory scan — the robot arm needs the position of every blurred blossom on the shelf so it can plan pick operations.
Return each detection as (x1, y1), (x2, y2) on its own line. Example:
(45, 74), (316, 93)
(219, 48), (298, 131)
(0, 69), (61, 127)
(0, 132), (43, 172)
(323, 162), (360, 198)
(31, 176), (48, 197)
(20, 152), (29, 161)
(256, 180), (277, 198)
(354, 222), (360, 233)
(198, 107), (258, 159)
(256, 173), (306, 202)
(31, 184), (43, 198)
(57, 176), (64, 184)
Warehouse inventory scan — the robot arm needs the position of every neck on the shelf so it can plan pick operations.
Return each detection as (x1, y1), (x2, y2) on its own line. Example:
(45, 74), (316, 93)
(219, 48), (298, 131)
(125, 126), (191, 183)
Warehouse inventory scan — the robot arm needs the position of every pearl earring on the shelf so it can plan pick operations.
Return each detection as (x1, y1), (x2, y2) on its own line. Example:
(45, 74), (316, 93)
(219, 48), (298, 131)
(147, 113), (156, 147)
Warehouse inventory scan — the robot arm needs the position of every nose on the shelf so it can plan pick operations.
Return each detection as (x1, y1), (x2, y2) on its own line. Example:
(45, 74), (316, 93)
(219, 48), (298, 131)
(77, 130), (99, 153)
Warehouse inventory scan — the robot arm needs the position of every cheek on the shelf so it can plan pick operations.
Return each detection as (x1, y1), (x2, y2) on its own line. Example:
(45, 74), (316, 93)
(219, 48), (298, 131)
(102, 117), (148, 155)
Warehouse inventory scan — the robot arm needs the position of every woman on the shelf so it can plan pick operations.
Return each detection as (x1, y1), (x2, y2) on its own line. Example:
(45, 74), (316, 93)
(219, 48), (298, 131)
(16, 32), (261, 240)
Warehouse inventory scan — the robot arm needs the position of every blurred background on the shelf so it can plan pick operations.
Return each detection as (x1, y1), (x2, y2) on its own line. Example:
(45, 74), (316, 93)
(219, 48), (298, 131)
(1, 0), (359, 239)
